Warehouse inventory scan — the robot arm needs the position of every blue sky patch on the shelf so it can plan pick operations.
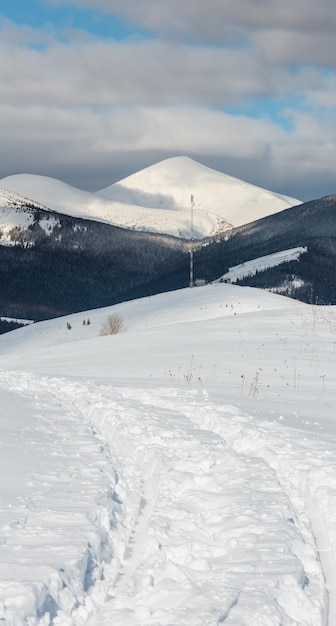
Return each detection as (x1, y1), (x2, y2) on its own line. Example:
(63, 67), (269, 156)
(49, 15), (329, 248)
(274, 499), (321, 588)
(0, 0), (146, 41)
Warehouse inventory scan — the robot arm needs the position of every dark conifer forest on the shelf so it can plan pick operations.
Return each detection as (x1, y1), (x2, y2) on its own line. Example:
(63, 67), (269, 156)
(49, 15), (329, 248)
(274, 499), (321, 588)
(1, 194), (336, 325)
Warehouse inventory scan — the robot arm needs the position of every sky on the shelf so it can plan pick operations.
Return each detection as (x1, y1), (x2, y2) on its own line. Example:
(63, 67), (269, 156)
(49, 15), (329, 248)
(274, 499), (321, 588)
(1, 0), (336, 201)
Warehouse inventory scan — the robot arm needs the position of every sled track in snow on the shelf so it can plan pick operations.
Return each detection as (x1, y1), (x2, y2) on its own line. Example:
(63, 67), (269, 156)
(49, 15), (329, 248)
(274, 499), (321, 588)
(61, 379), (331, 624)
(303, 490), (334, 626)
(112, 468), (161, 597)
(2, 372), (336, 625)
(172, 391), (336, 626)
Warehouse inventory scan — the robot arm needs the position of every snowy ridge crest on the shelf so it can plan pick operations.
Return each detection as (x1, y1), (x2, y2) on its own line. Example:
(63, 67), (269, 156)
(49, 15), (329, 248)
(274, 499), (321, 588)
(0, 186), (51, 213)
(0, 157), (301, 239)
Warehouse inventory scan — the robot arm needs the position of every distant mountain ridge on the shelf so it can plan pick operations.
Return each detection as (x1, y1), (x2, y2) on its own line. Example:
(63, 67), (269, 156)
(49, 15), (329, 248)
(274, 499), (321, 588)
(0, 157), (300, 239)
(0, 190), (336, 324)
(1, 158), (335, 325)
(196, 194), (336, 303)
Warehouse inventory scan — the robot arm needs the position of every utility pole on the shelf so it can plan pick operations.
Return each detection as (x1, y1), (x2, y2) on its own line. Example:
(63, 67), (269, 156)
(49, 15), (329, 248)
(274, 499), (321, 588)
(189, 194), (194, 288)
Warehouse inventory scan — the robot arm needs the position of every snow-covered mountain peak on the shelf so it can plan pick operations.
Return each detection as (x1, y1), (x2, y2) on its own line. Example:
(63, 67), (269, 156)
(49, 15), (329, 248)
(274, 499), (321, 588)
(97, 156), (301, 230)
(0, 158), (301, 239)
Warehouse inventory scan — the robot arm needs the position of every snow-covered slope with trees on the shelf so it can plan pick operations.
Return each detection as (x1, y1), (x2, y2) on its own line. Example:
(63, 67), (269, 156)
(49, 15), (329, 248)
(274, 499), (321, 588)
(220, 247), (307, 282)
(0, 284), (336, 625)
(0, 157), (300, 239)
(0, 187), (56, 246)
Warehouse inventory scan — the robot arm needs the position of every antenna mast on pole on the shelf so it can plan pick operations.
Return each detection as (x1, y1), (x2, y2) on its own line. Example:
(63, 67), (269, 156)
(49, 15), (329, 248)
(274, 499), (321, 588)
(189, 194), (194, 288)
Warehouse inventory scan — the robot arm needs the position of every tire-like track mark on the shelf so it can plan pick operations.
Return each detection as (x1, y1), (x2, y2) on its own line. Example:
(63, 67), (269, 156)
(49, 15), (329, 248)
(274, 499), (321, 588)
(2, 372), (332, 625)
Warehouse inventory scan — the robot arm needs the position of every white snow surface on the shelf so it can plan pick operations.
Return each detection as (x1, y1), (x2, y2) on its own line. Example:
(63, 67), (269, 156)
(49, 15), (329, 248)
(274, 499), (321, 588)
(0, 186), (59, 246)
(1, 284), (336, 625)
(0, 187), (35, 244)
(221, 247), (307, 282)
(0, 157), (301, 239)
(0, 317), (33, 325)
(97, 157), (300, 230)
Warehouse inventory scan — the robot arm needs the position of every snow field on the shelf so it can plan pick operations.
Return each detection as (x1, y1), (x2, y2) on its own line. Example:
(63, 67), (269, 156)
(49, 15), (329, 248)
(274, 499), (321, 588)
(220, 247), (307, 283)
(1, 373), (332, 625)
(1, 284), (336, 624)
(0, 375), (127, 625)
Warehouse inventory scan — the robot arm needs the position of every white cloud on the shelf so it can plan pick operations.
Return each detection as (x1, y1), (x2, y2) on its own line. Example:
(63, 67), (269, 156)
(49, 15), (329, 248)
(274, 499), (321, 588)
(1, 2), (336, 201)
(254, 29), (336, 67)
(1, 98), (335, 198)
(0, 33), (330, 108)
(49, 0), (336, 39)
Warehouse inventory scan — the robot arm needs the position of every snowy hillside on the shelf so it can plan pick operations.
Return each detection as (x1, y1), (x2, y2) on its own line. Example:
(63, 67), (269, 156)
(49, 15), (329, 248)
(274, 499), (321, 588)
(1, 284), (336, 625)
(0, 157), (301, 239)
(0, 187), (49, 245)
(97, 156), (300, 230)
(220, 246), (307, 282)
(0, 175), (124, 228)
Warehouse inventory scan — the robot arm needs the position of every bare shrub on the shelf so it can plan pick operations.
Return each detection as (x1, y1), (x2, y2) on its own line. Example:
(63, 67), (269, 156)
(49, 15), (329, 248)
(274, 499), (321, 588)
(99, 314), (125, 336)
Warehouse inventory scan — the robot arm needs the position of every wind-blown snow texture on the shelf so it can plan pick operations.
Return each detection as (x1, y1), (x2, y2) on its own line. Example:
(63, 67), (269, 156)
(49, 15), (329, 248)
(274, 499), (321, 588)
(0, 157), (300, 239)
(0, 284), (336, 625)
